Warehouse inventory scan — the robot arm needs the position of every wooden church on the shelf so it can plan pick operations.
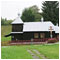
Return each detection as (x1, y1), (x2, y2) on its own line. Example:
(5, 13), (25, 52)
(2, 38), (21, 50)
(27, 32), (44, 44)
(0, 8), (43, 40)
(5, 13), (59, 42)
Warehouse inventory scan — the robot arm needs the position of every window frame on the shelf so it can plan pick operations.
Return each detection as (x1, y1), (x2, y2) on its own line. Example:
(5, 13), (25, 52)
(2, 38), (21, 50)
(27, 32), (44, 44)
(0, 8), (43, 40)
(40, 33), (45, 38)
(34, 33), (39, 38)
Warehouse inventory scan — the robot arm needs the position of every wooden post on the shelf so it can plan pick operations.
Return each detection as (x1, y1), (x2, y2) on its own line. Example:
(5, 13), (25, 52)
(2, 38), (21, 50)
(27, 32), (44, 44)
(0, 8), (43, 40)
(31, 38), (33, 45)
(49, 26), (53, 38)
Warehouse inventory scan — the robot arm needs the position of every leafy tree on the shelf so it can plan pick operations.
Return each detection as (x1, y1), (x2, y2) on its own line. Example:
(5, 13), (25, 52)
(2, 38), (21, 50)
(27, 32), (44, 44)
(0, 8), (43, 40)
(1, 17), (13, 25)
(21, 8), (35, 22)
(42, 1), (59, 25)
(7, 20), (13, 25)
(1, 17), (5, 25)
(29, 5), (42, 21)
(21, 5), (42, 22)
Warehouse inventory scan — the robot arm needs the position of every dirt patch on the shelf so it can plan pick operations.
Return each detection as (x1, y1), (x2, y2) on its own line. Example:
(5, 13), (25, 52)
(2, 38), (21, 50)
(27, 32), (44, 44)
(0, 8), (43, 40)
(1, 41), (11, 46)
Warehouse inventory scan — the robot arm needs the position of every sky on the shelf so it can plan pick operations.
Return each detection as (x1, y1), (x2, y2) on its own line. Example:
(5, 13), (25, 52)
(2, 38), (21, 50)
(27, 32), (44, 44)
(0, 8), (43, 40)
(1, 0), (43, 20)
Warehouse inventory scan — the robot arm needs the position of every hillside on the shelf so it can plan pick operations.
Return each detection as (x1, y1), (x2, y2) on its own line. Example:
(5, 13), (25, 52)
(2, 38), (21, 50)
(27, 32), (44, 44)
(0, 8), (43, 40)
(1, 25), (12, 41)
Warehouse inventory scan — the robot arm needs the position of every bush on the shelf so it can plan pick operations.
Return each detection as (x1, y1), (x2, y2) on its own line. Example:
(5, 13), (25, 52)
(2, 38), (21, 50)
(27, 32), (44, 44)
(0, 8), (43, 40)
(48, 38), (58, 43)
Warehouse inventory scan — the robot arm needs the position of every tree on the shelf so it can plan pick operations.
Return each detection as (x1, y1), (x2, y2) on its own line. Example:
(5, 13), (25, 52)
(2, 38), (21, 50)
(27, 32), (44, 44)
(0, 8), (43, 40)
(42, 1), (59, 25)
(29, 5), (42, 21)
(1, 17), (5, 25)
(21, 8), (35, 22)
(1, 17), (13, 25)
(21, 5), (42, 22)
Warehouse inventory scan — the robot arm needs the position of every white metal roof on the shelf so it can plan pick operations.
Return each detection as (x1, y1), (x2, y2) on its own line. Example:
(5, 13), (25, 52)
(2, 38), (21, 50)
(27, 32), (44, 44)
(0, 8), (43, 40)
(11, 32), (23, 34)
(23, 21), (55, 32)
(11, 14), (23, 24)
(11, 14), (59, 33)
(54, 26), (59, 33)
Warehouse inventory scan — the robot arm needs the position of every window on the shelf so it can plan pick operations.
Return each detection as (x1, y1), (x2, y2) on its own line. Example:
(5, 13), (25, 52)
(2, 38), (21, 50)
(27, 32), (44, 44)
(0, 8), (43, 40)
(34, 33), (39, 38)
(40, 33), (45, 38)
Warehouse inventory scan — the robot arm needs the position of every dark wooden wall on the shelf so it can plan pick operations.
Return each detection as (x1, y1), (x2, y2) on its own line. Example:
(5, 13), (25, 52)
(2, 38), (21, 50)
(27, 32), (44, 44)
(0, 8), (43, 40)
(12, 34), (23, 40)
(23, 31), (55, 40)
(12, 24), (23, 32)
(11, 31), (55, 40)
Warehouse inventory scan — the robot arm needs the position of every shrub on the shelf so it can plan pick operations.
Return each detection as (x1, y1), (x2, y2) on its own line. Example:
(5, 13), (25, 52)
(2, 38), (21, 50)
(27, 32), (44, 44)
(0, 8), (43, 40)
(48, 38), (58, 43)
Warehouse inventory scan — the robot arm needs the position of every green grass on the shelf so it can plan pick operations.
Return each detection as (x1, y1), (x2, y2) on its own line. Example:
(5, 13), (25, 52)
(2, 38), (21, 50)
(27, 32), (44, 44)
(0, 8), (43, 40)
(1, 25), (11, 41)
(1, 36), (11, 41)
(1, 44), (59, 59)
(1, 46), (33, 59)
(29, 44), (59, 59)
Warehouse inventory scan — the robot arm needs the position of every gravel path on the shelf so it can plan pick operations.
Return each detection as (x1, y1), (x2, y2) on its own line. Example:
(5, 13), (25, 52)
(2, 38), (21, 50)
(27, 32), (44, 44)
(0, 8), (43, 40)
(27, 49), (39, 59)
(27, 49), (47, 59)
(33, 49), (47, 59)
(1, 46), (10, 48)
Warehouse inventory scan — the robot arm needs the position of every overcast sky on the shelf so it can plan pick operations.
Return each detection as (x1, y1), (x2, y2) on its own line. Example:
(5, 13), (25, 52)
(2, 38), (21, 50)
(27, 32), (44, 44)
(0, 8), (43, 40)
(1, 0), (43, 20)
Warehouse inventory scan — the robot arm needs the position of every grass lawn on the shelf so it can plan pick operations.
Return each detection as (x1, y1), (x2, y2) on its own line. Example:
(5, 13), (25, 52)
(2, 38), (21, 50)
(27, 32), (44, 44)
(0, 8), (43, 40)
(29, 44), (59, 59)
(1, 25), (11, 41)
(1, 44), (59, 59)
(1, 36), (11, 41)
(1, 46), (33, 59)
